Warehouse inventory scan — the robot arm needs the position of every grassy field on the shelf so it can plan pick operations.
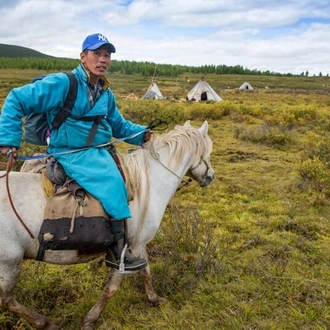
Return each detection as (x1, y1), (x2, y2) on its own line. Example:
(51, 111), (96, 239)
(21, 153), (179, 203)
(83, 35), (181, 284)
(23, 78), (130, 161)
(1, 69), (330, 329)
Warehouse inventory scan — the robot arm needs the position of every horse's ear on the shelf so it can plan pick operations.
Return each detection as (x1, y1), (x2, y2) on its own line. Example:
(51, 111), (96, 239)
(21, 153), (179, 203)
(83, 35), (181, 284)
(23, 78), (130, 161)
(184, 120), (191, 127)
(199, 121), (209, 136)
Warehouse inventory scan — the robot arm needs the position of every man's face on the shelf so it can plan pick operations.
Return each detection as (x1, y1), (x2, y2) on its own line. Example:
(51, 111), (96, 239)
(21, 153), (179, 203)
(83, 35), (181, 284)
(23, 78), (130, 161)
(80, 46), (111, 82)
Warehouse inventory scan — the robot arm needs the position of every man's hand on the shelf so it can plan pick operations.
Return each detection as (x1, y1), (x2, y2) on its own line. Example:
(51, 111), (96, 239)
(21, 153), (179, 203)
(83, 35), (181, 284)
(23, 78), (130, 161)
(0, 147), (18, 159)
(144, 130), (153, 142)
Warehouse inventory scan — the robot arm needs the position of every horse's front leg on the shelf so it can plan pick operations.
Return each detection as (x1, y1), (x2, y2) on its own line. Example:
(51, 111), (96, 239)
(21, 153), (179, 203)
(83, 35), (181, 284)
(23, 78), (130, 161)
(81, 269), (124, 330)
(140, 263), (167, 306)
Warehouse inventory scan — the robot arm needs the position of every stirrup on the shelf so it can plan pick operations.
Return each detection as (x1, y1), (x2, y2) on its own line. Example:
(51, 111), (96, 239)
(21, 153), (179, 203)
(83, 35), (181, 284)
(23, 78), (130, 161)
(106, 243), (147, 274)
(119, 243), (129, 273)
(116, 244), (147, 274)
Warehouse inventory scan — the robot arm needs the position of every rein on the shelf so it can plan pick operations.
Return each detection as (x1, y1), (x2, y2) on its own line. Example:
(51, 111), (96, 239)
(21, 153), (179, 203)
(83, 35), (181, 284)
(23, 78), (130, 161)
(15, 118), (167, 162)
(176, 178), (193, 191)
(0, 153), (35, 239)
(149, 139), (211, 191)
(16, 130), (147, 161)
(0, 118), (168, 239)
(149, 142), (193, 190)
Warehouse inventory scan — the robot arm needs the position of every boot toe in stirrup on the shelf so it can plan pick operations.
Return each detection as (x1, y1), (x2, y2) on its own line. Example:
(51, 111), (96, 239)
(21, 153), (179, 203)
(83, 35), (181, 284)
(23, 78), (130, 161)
(105, 254), (147, 273)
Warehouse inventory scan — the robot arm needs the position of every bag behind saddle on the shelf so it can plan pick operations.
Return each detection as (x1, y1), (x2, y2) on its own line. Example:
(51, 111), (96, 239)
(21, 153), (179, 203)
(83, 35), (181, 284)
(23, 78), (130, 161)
(38, 182), (113, 259)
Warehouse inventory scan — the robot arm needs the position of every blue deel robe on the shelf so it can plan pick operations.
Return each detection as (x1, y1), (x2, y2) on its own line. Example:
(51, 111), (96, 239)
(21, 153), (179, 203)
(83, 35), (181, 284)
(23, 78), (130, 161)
(0, 64), (147, 220)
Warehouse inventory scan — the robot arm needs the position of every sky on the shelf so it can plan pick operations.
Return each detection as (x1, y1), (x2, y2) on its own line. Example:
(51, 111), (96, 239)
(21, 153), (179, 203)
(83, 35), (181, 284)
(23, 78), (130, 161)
(1, 0), (329, 76)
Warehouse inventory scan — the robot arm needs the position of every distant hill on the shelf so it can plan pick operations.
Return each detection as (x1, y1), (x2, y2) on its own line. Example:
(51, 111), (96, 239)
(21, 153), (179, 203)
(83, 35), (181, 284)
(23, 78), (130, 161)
(0, 44), (301, 77)
(0, 44), (54, 58)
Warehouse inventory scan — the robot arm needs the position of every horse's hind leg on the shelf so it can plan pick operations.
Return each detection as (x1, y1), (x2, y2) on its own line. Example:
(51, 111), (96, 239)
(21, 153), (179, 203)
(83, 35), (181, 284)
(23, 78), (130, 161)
(81, 269), (125, 330)
(140, 264), (167, 306)
(0, 261), (58, 330)
(3, 297), (58, 330)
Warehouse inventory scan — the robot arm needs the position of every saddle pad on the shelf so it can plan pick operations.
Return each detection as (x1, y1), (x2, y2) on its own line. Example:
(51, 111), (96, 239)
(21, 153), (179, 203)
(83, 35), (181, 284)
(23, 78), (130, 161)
(38, 187), (113, 254)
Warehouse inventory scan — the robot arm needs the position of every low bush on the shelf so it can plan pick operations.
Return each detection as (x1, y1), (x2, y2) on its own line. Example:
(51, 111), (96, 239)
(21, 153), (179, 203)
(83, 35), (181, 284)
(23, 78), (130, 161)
(234, 123), (291, 148)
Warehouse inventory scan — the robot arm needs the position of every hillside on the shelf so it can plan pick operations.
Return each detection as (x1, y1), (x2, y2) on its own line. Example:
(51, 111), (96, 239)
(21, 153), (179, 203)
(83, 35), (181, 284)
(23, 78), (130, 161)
(0, 43), (54, 58)
(0, 44), (297, 77)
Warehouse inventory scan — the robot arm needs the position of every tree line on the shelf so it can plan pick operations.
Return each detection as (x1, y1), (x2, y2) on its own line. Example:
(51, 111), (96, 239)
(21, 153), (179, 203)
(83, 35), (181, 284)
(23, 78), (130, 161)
(0, 57), (298, 77)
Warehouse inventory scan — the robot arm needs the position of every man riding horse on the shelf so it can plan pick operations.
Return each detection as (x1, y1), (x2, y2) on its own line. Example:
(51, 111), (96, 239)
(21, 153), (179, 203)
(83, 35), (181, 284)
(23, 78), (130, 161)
(0, 33), (152, 273)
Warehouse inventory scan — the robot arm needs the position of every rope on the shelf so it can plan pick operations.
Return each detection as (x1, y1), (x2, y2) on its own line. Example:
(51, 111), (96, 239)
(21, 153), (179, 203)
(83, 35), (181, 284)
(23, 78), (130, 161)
(0, 153), (35, 239)
(5, 118), (166, 161)
(149, 142), (192, 189)
(16, 129), (148, 161)
(0, 130), (148, 240)
(0, 118), (166, 238)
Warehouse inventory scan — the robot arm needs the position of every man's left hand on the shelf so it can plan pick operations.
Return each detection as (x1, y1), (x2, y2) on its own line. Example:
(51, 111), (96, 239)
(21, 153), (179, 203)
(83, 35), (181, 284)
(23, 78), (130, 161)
(144, 130), (153, 142)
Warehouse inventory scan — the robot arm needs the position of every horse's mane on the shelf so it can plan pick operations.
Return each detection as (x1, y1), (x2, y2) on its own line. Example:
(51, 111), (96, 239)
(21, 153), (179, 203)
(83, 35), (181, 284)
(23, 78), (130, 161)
(119, 124), (213, 200)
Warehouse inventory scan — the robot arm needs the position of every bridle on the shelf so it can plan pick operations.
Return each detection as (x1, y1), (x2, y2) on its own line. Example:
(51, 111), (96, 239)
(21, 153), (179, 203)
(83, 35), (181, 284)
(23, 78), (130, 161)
(188, 156), (211, 174)
(149, 142), (210, 191)
(179, 156), (211, 191)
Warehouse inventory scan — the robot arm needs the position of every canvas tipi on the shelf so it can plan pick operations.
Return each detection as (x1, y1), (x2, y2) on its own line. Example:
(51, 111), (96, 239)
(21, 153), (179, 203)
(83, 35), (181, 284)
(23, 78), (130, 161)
(142, 82), (164, 100)
(187, 78), (222, 102)
(239, 82), (253, 90)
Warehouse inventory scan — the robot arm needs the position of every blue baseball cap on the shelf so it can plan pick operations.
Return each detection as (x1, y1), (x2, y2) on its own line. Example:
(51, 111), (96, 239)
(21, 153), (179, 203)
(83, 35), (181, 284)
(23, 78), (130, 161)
(82, 33), (116, 53)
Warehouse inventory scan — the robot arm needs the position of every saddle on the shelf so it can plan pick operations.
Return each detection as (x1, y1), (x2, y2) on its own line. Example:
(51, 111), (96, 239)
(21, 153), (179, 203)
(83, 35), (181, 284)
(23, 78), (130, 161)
(37, 178), (113, 260)
(20, 156), (114, 260)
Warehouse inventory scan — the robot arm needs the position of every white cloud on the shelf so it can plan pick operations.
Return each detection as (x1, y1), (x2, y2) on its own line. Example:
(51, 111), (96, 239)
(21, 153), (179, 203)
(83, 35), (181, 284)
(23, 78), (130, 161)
(0, 0), (329, 75)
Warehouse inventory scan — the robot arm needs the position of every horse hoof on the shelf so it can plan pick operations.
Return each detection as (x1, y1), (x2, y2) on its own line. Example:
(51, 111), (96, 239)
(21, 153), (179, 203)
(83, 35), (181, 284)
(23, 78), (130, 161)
(147, 296), (167, 306)
(45, 324), (59, 330)
(81, 322), (95, 330)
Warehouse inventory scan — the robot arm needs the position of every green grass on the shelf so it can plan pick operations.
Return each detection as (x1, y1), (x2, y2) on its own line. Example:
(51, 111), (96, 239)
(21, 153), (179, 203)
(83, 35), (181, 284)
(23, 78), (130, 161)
(1, 70), (330, 329)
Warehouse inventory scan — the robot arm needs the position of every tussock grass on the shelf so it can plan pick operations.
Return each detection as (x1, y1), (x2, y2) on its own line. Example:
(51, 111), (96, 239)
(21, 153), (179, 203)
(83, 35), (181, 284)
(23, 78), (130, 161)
(234, 123), (291, 148)
(1, 70), (330, 329)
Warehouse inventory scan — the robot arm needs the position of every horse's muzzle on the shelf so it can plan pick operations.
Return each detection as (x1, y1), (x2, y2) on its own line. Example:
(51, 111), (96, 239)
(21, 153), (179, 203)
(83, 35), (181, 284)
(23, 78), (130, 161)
(198, 168), (215, 187)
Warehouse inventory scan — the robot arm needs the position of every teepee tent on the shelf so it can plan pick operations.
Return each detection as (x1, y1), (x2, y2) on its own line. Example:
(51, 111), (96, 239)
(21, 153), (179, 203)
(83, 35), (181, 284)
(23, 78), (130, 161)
(143, 82), (164, 100)
(187, 79), (222, 102)
(239, 82), (253, 90)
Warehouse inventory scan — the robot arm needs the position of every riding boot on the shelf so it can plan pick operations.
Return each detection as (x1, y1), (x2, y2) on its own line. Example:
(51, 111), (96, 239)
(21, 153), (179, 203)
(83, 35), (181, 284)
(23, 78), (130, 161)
(105, 219), (147, 273)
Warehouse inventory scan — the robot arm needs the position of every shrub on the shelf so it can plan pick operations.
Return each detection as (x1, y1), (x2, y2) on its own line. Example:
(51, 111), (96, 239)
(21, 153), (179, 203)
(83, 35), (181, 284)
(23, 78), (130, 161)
(152, 202), (223, 276)
(188, 101), (232, 121)
(298, 134), (330, 196)
(118, 99), (189, 127)
(234, 123), (291, 148)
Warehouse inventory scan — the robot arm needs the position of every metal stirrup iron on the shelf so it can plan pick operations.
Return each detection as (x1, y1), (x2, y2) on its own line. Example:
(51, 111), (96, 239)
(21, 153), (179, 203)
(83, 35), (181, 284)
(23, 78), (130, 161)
(119, 243), (128, 272)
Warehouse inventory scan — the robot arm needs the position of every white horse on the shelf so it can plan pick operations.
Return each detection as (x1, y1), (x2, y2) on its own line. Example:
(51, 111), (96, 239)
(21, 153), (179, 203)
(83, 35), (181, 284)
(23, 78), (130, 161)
(0, 121), (214, 330)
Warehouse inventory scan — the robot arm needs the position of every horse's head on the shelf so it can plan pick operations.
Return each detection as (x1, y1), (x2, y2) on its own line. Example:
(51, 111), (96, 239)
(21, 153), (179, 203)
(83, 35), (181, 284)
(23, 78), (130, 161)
(185, 121), (215, 187)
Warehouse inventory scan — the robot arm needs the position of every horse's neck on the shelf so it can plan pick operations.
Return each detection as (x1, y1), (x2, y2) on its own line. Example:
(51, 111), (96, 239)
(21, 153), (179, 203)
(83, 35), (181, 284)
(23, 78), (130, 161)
(151, 150), (191, 194)
(127, 148), (192, 249)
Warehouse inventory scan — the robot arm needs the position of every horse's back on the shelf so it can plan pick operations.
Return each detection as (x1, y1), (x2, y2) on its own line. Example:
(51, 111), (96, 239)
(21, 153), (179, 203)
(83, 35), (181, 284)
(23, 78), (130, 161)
(0, 171), (45, 218)
(0, 171), (45, 259)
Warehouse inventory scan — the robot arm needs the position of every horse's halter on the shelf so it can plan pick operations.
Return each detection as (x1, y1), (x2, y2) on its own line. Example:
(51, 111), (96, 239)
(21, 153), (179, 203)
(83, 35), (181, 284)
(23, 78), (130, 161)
(189, 156), (211, 173)
(186, 156), (212, 184)
(149, 141), (210, 189)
